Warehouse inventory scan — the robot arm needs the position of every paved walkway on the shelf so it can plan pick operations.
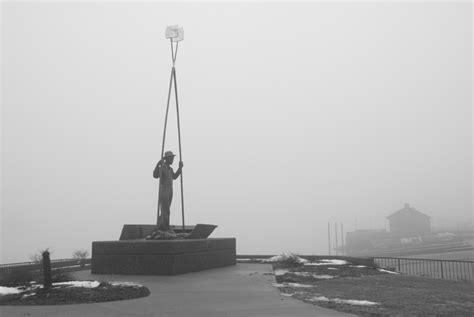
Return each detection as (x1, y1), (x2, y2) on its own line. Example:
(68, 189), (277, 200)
(0, 263), (353, 317)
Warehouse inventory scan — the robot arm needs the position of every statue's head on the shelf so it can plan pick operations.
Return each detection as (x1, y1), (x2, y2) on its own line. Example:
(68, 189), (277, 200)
(163, 151), (175, 164)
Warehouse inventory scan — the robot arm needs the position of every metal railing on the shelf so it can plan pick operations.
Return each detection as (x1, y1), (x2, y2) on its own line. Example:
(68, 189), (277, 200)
(373, 257), (474, 281)
(0, 259), (91, 274)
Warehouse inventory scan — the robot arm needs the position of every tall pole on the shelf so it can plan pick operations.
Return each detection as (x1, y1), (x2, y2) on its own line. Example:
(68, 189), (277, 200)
(328, 222), (331, 255)
(340, 222), (344, 255)
(173, 66), (185, 231)
(156, 65), (175, 226)
(157, 35), (185, 230)
(335, 222), (339, 256)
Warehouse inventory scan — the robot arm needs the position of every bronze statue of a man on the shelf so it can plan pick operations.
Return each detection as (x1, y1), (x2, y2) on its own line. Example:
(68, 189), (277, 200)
(153, 151), (183, 231)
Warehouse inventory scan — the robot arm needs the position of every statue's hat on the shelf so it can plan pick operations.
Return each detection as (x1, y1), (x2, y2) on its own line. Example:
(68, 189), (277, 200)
(164, 151), (175, 158)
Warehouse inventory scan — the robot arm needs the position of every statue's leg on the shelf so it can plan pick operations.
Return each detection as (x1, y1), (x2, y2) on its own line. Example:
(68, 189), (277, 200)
(168, 188), (173, 231)
(161, 186), (172, 231)
(156, 214), (163, 231)
(156, 187), (164, 231)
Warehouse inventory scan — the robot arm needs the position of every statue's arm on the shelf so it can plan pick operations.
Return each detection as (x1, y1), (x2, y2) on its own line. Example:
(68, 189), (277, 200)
(153, 162), (162, 179)
(173, 161), (183, 179)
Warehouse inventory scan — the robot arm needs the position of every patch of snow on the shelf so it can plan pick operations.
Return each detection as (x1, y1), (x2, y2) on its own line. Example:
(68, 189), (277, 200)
(350, 265), (367, 268)
(312, 274), (334, 279)
(328, 268), (338, 270)
(21, 293), (36, 299)
(274, 268), (290, 276)
(378, 268), (399, 274)
(1, 281), (102, 295)
(244, 258), (270, 263)
(333, 298), (380, 306)
(304, 259), (348, 266)
(0, 286), (22, 295)
(323, 259), (348, 265)
(274, 270), (336, 279)
(109, 281), (142, 287)
(9, 284), (43, 294)
(281, 292), (295, 297)
(290, 272), (334, 279)
(53, 281), (100, 288)
(310, 296), (379, 306)
(24, 284), (42, 291)
(239, 258), (268, 262)
(273, 282), (314, 288)
(52, 265), (83, 270)
(263, 253), (309, 264)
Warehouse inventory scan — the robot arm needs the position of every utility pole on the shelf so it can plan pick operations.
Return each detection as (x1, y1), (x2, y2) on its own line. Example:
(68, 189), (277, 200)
(340, 222), (344, 255)
(327, 222), (331, 255)
(335, 222), (339, 256)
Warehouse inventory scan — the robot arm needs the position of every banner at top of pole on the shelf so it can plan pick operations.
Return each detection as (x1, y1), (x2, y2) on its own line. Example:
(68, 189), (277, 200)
(165, 25), (184, 42)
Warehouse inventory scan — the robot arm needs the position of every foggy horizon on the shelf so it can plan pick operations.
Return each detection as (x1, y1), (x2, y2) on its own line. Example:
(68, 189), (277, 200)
(1, 2), (472, 263)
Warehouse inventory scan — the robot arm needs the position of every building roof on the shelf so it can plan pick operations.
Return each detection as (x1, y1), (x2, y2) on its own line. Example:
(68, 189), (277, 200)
(387, 203), (430, 220)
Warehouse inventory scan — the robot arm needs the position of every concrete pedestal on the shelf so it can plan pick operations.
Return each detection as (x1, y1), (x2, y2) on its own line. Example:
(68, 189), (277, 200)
(91, 238), (236, 275)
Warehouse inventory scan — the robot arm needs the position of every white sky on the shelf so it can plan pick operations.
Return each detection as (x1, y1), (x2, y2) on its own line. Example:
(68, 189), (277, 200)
(1, 1), (472, 263)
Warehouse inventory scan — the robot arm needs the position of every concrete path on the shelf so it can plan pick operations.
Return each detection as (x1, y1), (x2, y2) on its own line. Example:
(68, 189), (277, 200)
(0, 263), (354, 317)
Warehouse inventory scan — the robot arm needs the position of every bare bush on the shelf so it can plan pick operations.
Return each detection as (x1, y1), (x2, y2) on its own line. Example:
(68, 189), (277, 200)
(72, 249), (89, 267)
(28, 253), (42, 263)
(29, 248), (51, 263)
(72, 249), (89, 259)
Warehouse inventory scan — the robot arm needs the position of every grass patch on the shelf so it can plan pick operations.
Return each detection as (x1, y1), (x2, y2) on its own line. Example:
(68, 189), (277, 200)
(0, 281), (150, 306)
(1, 270), (150, 306)
(0, 271), (37, 287)
(272, 259), (474, 316)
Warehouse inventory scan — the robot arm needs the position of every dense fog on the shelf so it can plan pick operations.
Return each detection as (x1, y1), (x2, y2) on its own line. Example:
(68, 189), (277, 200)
(1, 2), (471, 263)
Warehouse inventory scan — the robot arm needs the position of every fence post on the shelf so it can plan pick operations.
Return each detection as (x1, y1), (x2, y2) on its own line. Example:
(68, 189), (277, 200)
(440, 261), (444, 280)
(42, 251), (52, 289)
(398, 258), (401, 271)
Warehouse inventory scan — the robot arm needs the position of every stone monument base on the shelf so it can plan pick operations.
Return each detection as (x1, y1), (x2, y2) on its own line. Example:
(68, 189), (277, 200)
(91, 238), (236, 275)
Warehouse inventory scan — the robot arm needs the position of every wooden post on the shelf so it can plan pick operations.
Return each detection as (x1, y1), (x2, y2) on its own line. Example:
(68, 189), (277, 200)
(42, 251), (52, 289)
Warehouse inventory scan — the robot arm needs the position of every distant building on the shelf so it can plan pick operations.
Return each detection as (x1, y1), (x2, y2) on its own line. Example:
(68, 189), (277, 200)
(387, 203), (431, 237)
